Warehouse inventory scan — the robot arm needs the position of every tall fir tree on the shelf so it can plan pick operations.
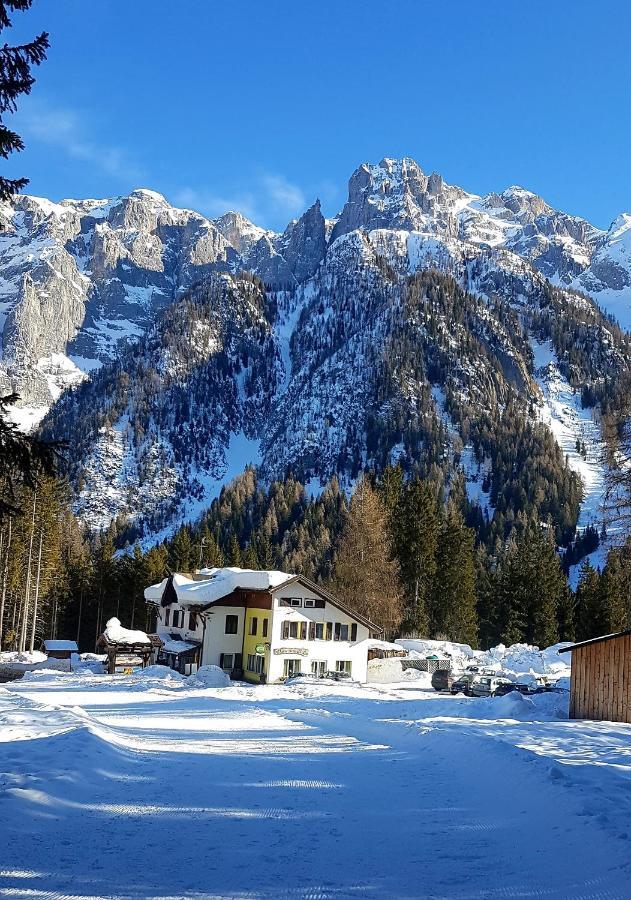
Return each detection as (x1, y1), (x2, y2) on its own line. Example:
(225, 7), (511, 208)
(329, 475), (403, 635)
(432, 503), (478, 646)
(574, 560), (604, 641)
(394, 477), (439, 636)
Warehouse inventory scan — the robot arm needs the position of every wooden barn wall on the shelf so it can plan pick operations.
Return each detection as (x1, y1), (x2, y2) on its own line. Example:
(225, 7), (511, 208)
(570, 634), (631, 723)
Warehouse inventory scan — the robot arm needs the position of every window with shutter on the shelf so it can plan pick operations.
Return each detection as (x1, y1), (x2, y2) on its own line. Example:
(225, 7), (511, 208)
(351, 623), (358, 641)
(308, 622), (316, 640)
(263, 618), (268, 637)
(326, 621), (333, 640)
(282, 621), (290, 640)
(334, 622), (341, 641)
(300, 621), (307, 640)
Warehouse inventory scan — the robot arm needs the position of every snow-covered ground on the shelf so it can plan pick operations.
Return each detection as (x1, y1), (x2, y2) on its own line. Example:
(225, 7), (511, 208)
(2, 670), (630, 899)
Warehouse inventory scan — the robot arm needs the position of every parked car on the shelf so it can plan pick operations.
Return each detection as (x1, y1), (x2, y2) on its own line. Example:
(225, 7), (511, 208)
(469, 675), (513, 697)
(493, 681), (530, 697)
(324, 670), (353, 681)
(431, 669), (454, 692)
(450, 673), (477, 695)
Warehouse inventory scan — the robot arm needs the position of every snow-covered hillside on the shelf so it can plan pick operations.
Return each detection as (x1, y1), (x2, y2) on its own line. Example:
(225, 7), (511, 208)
(2, 157), (630, 424)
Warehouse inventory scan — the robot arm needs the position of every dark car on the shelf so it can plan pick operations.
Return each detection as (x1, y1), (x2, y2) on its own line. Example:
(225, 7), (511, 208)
(493, 681), (530, 697)
(324, 670), (352, 681)
(450, 673), (477, 696)
(431, 669), (454, 692)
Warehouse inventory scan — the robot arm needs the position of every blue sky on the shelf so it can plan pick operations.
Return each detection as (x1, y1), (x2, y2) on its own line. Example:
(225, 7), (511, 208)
(5, 0), (631, 231)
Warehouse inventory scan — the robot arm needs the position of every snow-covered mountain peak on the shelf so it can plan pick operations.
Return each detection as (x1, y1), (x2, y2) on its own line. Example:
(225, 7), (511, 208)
(607, 212), (631, 240)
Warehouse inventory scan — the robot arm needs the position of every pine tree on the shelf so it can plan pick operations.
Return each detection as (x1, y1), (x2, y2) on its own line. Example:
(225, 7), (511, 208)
(432, 503), (478, 646)
(0, 1), (49, 200)
(329, 475), (403, 635)
(169, 527), (193, 573)
(228, 534), (242, 567)
(394, 477), (439, 636)
(575, 560), (604, 641)
(599, 550), (629, 633)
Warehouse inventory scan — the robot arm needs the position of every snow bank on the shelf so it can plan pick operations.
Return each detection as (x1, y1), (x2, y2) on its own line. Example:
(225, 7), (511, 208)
(104, 617), (150, 645)
(187, 665), (230, 688)
(394, 639), (572, 681)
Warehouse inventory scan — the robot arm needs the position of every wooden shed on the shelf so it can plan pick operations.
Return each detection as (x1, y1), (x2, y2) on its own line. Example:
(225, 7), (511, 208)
(559, 630), (631, 724)
(43, 639), (78, 661)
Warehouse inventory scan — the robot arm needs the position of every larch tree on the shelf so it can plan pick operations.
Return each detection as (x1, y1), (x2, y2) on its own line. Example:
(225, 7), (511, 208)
(330, 475), (403, 636)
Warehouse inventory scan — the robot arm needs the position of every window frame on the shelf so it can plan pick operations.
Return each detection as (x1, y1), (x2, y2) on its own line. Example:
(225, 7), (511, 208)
(225, 614), (239, 635)
(249, 616), (258, 636)
(220, 653), (234, 671)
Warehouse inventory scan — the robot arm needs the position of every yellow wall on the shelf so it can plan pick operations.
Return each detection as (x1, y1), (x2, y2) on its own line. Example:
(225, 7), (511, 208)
(242, 608), (271, 683)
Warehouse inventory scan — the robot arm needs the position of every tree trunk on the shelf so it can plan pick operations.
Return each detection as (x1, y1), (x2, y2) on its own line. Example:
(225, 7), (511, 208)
(0, 523), (6, 650)
(29, 530), (43, 652)
(19, 493), (37, 653)
(76, 588), (83, 644)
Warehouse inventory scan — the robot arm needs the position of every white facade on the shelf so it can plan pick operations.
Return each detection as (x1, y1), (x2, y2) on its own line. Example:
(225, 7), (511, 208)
(267, 582), (371, 683)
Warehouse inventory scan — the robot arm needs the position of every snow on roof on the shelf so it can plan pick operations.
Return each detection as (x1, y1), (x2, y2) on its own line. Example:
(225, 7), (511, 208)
(355, 638), (406, 652)
(161, 638), (199, 654)
(144, 567), (294, 608)
(43, 640), (78, 651)
(104, 617), (150, 645)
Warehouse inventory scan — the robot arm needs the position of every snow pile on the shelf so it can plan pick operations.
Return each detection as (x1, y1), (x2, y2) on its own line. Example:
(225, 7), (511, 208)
(401, 668), (433, 687)
(395, 639), (572, 681)
(0, 650), (48, 666)
(395, 638), (475, 667)
(103, 617), (150, 645)
(145, 567), (294, 608)
(135, 664), (185, 682)
(477, 642), (572, 678)
(187, 665), (230, 688)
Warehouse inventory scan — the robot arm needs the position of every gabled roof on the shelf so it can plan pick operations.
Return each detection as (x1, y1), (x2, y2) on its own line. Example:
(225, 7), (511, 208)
(271, 574), (381, 634)
(145, 567), (381, 633)
(558, 629), (631, 653)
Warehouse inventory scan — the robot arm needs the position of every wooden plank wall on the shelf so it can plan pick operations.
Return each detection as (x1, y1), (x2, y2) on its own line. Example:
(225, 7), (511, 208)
(570, 634), (631, 723)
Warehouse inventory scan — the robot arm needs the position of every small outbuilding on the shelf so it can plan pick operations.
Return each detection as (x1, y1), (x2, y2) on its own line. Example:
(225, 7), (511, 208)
(559, 630), (631, 724)
(96, 617), (162, 675)
(43, 639), (78, 661)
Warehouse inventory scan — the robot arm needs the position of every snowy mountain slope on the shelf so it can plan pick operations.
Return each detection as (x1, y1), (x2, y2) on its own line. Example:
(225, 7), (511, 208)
(3, 157), (630, 427)
(42, 229), (628, 547)
(5, 156), (631, 547)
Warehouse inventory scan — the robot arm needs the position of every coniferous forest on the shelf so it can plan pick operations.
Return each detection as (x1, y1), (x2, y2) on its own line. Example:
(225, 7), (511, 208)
(2, 455), (630, 655)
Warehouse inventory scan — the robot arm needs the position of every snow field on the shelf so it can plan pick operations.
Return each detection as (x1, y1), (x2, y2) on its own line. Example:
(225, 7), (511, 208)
(1, 671), (630, 899)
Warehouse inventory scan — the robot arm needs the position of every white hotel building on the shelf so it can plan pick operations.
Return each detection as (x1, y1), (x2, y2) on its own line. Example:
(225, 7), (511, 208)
(144, 567), (381, 683)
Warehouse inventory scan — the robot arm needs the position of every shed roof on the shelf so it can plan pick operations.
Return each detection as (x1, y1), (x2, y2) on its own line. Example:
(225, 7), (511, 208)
(43, 640), (78, 651)
(558, 629), (631, 653)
